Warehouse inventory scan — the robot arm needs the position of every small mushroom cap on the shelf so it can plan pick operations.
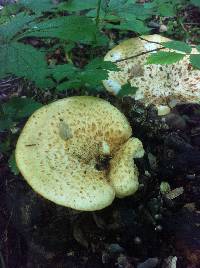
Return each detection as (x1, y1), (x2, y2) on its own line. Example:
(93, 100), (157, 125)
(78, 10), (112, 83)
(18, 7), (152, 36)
(16, 96), (136, 211)
(109, 137), (144, 198)
(103, 34), (200, 108)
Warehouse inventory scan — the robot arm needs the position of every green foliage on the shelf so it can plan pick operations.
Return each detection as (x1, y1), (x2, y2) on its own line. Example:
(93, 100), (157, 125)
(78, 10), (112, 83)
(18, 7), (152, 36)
(86, 0), (152, 34)
(105, 20), (149, 34)
(147, 51), (185, 64)
(0, 42), (52, 88)
(0, 0), (199, 91)
(18, 0), (56, 14)
(0, 3), (21, 25)
(0, 97), (42, 131)
(0, 12), (36, 42)
(53, 58), (118, 91)
(117, 83), (138, 97)
(0, 97), (42, 174)
(196, 45), (200, 52)
(190, 54), (200, 69)
(8, 151), (19, 175)
(162, 41), (192, 53)
(23, 16), (104, 45)
(59, 0), (98, 12)
(190, 0), (200, 7)
(146, 40), (200, 69)
(0, 12), (53, 87)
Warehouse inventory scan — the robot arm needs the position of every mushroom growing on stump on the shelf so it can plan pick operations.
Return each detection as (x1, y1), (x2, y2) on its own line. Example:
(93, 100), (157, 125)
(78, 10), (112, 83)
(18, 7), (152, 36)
(103, 34), (200, 116)
(16, 96), (144, 211)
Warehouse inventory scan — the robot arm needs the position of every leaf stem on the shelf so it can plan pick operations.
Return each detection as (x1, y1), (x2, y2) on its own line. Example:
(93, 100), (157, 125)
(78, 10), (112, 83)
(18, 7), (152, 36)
(96, 0), (102, 28)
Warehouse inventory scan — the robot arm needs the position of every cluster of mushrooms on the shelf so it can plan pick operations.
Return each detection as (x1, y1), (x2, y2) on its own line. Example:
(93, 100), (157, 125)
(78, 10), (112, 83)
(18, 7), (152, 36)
(16, 35), (200, 211)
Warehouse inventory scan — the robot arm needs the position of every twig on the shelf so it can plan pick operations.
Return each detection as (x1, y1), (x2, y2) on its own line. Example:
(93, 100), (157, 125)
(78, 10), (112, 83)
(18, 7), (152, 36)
(115, 36), (164, 63)
(139, 36), (163, 45)
(115, 47), (164, 63)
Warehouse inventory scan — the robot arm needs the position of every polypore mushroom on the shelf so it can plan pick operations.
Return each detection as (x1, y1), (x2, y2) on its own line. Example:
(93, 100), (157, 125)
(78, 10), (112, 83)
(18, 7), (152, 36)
(103, 34), (200, 115)
(15, 96), (144, 211)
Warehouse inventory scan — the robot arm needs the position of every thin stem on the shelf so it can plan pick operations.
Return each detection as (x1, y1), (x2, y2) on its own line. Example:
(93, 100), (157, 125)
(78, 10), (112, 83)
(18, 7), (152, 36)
(115, 47), (165, 63)
(96, 0), (102, 28)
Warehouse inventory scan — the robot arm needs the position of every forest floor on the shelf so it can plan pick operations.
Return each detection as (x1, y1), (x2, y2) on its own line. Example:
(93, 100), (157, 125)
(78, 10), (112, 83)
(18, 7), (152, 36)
(0, 2), (200, 268)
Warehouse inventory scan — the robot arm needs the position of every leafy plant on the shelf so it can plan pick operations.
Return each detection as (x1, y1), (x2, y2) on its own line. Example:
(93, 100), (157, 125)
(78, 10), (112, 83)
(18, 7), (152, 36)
(0, 12), (53, 87)
(0, 0), (199, 93)
(0, 97), (42, 132)
(0, 97), (42, 174)
(146, 40), (200, 68)
(53, 58), (118, 91)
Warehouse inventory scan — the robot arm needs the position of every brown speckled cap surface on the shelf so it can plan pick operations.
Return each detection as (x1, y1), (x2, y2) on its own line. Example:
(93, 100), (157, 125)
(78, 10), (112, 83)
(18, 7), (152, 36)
(103, 34), (200, 108)
(15, 96), (144, 211)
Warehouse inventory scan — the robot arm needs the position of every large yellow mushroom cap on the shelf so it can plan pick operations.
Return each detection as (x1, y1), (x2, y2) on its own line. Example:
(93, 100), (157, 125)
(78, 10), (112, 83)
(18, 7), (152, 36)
(15, 96), (143, 211)
(103, 34), (200, 111)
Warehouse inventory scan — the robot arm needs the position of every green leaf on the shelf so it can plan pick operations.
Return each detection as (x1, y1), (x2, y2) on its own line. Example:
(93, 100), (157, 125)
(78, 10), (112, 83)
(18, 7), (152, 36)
(162, 41), (192, 53)
(80, 58), (119, 87)
(57, 80), (81, 91)
(158, 3), (176, 16)
(2, 97), (42, 119)
(0, 118), (13, 131)
(0, 42), (52, 88)
(0, 12), (37, 42)
(118, 3), (152, 20)
(9, 151), (19, 175)
(190, 54), (200, 69)
(196, 45), (200, 52)
(147, 51), (185, 64)
(117, 83), (138, 97)
(59, 0), (98, 12)
(0, 3), (21, 25)
(55, 58), (118, 90)
(18, 0), (56, 13)
(106, 19), (149, 34)
(51, 64), (78, 82)
(23, 16), (100, 44)
(64, 42), (75, 53)
(85, 58), (118, 71)
(190, 0), (200, 7)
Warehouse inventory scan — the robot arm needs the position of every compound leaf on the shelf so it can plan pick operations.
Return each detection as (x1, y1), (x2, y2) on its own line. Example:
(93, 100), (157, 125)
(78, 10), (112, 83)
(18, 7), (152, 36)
(0, 42), (52, 88)
(0, 12), (37, 42)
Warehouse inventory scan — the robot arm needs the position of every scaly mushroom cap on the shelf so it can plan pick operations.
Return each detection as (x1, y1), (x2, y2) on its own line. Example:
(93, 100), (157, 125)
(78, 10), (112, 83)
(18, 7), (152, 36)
(16, 96), (144, 211)
(103, 34), (200, 110)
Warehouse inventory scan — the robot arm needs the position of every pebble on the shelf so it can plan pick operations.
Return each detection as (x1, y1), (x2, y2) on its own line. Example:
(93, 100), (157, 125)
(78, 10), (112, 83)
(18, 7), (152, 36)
(107, 243), (125, 253)
(137, 258), (159, 268)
